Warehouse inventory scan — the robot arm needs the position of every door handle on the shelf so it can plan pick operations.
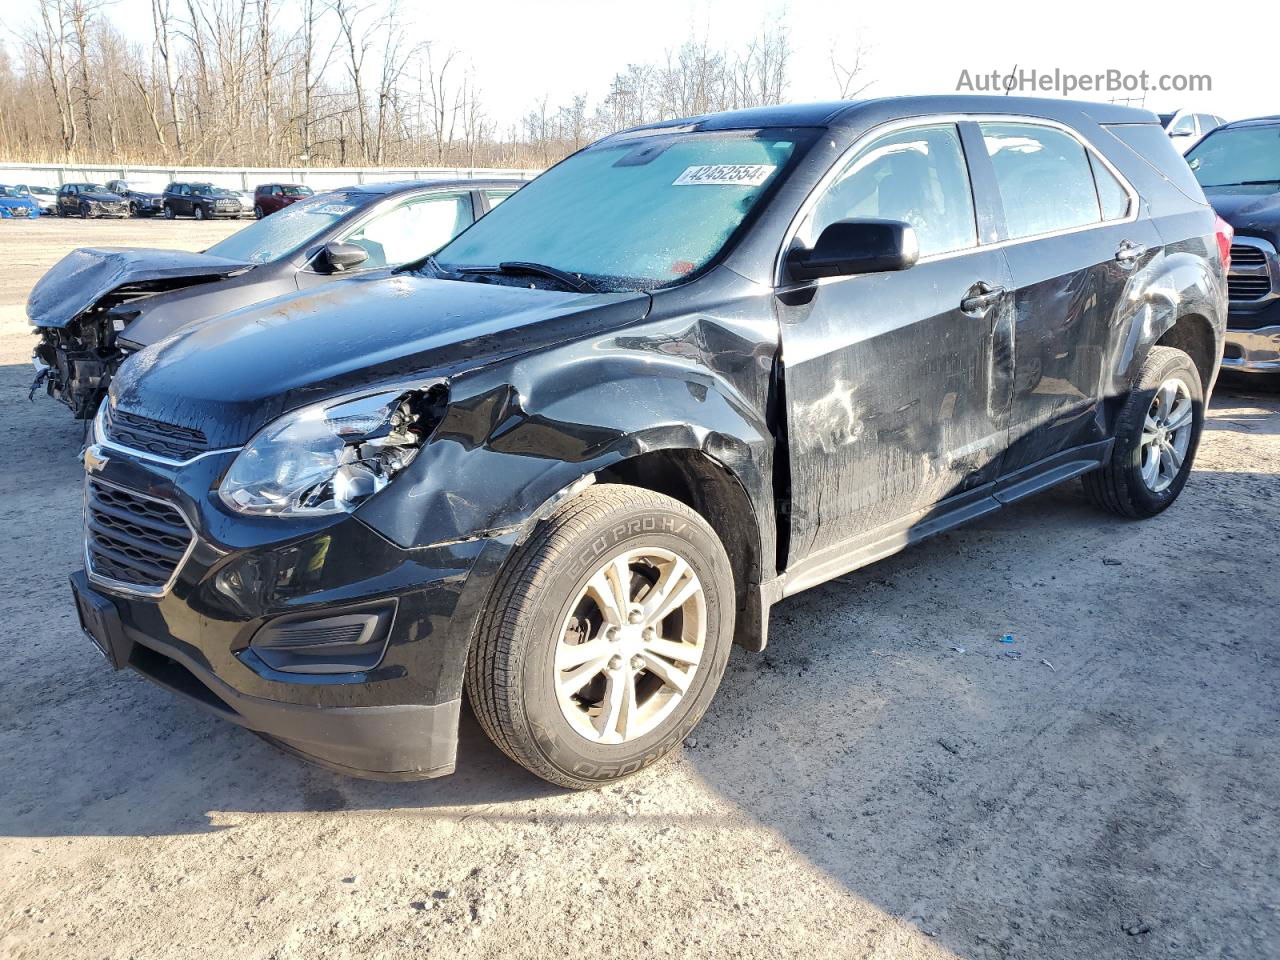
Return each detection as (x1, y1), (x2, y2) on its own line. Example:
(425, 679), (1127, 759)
(961, 283), (1006, 314)
(1115, 240), (1146, 264)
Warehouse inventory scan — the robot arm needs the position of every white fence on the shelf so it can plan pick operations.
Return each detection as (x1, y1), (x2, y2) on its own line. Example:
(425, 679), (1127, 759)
(0, 161), (540, 191)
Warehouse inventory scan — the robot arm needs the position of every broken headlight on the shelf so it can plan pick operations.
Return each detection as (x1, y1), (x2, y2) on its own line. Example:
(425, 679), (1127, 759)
(218, 385), (445, 517)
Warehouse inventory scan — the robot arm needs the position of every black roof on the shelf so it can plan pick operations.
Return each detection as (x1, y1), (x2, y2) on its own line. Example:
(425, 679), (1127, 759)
(1218, 115), (1280, 129)
(611, 95), (1158, 139)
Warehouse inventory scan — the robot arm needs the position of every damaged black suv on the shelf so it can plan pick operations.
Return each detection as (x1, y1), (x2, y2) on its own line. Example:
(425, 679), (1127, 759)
(71, 97), (1227, 788)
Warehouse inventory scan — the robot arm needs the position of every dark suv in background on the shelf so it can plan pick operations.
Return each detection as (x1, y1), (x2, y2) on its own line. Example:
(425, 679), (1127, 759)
(70, 96), (1226, 790)
(253, 183), (314, 218)
(1186, 115), (1280, 378)
(56, 183), (129, 218)
(106, 180), (166, 217)
(162, 182), (251, 220)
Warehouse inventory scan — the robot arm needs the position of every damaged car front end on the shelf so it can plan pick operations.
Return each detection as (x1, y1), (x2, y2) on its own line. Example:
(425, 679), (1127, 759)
(29, 248), (250, 417)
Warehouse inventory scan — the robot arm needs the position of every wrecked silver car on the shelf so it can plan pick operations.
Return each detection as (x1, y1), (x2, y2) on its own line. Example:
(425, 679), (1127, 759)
(29, 178), (521, 417)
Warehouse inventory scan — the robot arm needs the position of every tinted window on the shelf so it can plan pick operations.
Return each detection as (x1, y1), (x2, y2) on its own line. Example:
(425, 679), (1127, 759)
(340, 193), (472, 269)
(1186, 125), (1280, 187)
(1090, 155), (1131, 220)
(798, 123), (977, 258)
(1106, 123), (1207, 203)
(434, 129), (810, 291)
(283, 185), (311, 196)
(981, 123), (1101, 240)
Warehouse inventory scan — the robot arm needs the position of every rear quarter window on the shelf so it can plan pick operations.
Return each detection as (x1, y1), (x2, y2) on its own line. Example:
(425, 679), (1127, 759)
(1104, 124), (1207, 205)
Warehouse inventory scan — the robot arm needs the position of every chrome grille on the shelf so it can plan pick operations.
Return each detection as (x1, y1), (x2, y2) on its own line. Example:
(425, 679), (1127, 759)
(1227, 237), (1278, 304)
(85, 480), (194, 594)
(105, 407), (208, 462)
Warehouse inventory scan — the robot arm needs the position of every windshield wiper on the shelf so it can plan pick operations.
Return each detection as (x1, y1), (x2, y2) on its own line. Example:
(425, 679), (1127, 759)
(457, 261), (598, 294)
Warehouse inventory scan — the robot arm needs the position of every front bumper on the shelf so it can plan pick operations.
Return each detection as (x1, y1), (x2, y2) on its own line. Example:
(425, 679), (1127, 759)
(1222, 324), (1280, 373)
(75, 442), (508, 779)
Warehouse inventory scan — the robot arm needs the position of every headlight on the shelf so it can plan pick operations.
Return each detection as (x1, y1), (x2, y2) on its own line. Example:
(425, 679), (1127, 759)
(218, 384), (446, 517)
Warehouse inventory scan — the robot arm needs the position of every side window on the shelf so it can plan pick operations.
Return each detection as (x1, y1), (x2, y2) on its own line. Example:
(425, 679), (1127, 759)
(798, 123), (977, 258)
(1168, 114), (1196, 136)
(339, 193), (472, 269)
(484, 189), (516, 211)
(981, 122), (1101, 240)
(1089, 154), (1131, 221)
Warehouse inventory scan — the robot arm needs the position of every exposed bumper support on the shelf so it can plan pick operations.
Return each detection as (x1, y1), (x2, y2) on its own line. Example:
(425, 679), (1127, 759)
(1222, 325), (1280, 373)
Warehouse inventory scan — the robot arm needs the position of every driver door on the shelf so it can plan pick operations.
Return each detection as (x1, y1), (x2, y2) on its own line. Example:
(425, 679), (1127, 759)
(777, 122), (1015, 580)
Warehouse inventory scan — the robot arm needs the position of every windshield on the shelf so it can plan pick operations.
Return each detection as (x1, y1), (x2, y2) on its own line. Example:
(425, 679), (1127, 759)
(1187, 125), (1280, 187)
(0, 187), (18, 197)
(29, 186), (53, 195)
(204, 192), (370, 264)
(432, 129), (809, 291)
(282, 185), (313, 196)
(83, 184), (109, 193)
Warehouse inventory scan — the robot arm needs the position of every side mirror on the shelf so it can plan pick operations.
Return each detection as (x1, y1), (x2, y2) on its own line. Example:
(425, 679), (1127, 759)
(787, 218), (919, 281)
(320, 241), (369, 272)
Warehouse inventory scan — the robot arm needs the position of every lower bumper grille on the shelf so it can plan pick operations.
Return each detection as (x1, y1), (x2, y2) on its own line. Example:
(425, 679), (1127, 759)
(85, 479), (194, 595)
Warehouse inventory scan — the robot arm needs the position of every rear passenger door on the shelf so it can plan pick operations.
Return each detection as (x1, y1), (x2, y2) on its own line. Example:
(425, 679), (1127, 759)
(975, 120), (1161, 475)
(777, 122), (1016, 569)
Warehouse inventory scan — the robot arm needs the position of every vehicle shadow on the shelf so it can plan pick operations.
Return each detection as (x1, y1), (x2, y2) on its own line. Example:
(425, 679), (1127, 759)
(2, 363), (1277, 958)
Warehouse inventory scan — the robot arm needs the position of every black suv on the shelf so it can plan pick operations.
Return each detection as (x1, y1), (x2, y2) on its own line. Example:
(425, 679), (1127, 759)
(106, 179), (166, 217)
(71, 97), (1226, 789)
(56, 183), (129, 218)
(1185, 116), (1280, 377)
(161, 182), (250, 219)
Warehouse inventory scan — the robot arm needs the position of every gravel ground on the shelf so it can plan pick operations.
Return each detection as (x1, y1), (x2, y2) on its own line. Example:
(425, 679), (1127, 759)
(1, 219), (1277, 960)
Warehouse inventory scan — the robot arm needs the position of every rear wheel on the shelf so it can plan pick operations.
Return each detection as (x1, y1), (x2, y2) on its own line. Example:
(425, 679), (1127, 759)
(466, 484), (735, 789)
(1083, 345), (1204, 518)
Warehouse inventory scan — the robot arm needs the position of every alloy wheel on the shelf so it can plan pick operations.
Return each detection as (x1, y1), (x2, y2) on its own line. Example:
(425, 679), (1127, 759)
(555, 547), (706, 745)
(1140, 377), (1193, 493)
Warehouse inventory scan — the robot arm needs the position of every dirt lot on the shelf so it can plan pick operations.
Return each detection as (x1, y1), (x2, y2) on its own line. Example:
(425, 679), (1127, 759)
(1, 219), (1277, 960)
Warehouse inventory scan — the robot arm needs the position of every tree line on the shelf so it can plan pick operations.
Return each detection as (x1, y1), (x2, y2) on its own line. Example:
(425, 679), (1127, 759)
(1, 0), (868, 169)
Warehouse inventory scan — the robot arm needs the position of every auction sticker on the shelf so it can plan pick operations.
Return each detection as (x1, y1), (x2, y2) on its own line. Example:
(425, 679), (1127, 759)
(673, 164), (776, 186)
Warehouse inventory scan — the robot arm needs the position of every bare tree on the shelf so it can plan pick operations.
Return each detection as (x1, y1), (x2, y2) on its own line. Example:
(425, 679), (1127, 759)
(830, 43), (872, 100)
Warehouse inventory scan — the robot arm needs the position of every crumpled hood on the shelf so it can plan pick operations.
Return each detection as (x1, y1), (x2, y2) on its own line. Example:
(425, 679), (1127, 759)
(79, 192), (125, 203)
(27, 247), (251, 328)
(110, 273), (651, 447)
(1204, 185), (1280, 242)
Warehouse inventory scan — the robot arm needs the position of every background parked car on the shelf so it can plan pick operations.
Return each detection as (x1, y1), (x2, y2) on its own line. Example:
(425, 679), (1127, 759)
(161, 181), (252, 220)
(30, 178), (522, 418)
(1186, 115), (1280, 379)
(106, 179), (167, 217)
(56, 183), (129, 218)
(253, 182), (314, 218)
(15, 184), (58, 215)
(0, 185), (42, 218)
(1159, 109), (1227, 154)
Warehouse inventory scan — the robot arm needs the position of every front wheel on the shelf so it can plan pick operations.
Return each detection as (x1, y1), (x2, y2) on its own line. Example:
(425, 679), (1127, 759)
(466, 484), (735, 789)
(79, 202), (91, 219)
(163, 204), (175, 219)
(254, 204), (264, 219)
(1083, 345), (1204, 518)
(193, 204), (206, 221)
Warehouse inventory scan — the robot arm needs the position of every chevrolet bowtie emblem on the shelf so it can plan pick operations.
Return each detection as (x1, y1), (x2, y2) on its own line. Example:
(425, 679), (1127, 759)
(83, 444), (110, 474)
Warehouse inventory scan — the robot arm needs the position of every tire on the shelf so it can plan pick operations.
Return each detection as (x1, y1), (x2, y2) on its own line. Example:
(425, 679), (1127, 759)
(1083, 345), (1204, 518)
(193, 204), (206, 221)
(466, 484), (735, 789)
(129, 202), (138, 217)
(79, 202), (91, 219)
(163, 204), (175, 220)
(254, 204), (264, 219)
